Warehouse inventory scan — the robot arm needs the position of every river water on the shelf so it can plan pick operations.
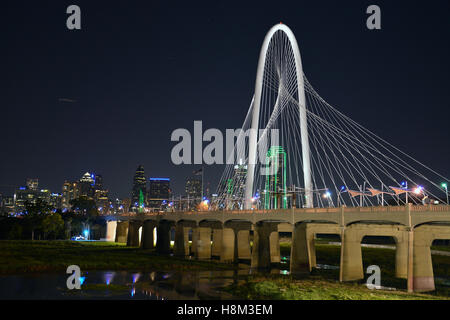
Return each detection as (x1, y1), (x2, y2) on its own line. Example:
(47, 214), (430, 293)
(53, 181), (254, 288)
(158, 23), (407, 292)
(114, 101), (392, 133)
(0, 265), (295, 300)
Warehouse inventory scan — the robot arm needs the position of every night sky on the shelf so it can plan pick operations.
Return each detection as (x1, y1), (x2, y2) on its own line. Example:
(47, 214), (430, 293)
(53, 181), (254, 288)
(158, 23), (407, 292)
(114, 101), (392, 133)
(1, 0), (449, 199)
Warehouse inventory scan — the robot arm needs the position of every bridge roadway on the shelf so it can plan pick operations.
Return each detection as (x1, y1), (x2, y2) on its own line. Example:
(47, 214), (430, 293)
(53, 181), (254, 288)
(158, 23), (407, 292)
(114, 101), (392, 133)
(104, 204), (450, 293)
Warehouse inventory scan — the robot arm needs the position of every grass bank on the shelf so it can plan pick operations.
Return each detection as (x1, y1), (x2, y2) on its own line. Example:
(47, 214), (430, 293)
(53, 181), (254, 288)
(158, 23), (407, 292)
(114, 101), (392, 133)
(0, 240), (234, 274)
(225, 276), (448, 300)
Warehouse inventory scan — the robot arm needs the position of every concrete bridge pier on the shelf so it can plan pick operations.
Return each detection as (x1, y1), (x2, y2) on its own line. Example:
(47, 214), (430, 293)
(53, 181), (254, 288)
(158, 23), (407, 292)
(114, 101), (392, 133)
(174, 226), (191, 256)
(105, 220), (117, 242)
(412, 225), (450, 292)
(115, 221), (129, 243)
(220, 228), (235, 263)
(126, 221), (142, 247)
(340, 228), (363, 281)
(156, 220), (174, 254)
(395, 232), (409, 279)
(191, 228), (199, 255)
(196, 227), (212, 259)
(238, 230), (252, 260)
(290, 222), (313, 275)
(199, 221), (223, 259)
(142, 220), (158, 249)
(225, 221), (252, 263)
(269, 230), (281, 263)
(212, 228), (223, 257)
(251, 221), (279, 269)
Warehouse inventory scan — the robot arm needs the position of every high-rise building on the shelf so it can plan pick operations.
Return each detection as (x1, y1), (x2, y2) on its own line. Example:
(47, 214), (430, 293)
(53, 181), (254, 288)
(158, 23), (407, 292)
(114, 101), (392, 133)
(2, 196), (15, 215)
(49, 193), (63, 210)
(79, 172), (95, 197)
(185, 177), (202, 200)
(264, 146), (287, 209)
(147, 178), (170, 210)
(94, 174), (103, 191)
(26, 178), (38, 191)
(14, 184), (51, 214)
(62, 180), (80, 211)
(131, 165), (147, 211)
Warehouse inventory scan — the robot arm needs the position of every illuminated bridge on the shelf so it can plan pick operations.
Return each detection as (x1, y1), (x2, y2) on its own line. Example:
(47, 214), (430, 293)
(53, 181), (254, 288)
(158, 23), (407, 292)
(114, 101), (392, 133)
(106, 23), (449, 294)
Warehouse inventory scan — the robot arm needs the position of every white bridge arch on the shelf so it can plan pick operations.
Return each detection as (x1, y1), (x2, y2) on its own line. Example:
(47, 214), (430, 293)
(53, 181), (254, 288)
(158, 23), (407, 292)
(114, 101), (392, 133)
(245, 23), (312, 209)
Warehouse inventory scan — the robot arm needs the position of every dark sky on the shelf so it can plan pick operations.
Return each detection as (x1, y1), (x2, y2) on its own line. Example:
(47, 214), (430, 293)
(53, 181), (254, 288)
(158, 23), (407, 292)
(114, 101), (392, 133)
(1, 0), (449, 199)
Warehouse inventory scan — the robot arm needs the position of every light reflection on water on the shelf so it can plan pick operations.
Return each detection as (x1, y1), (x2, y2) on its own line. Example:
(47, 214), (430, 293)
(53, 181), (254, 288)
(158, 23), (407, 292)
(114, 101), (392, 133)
(0, 268), (279, 300)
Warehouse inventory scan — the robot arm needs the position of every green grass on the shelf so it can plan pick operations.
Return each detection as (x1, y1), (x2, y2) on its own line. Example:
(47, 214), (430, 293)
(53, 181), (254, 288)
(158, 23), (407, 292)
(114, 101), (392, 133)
(280, 242), (450, 281)
(225, 276), (448, 300)
(0, 240), (235, 274)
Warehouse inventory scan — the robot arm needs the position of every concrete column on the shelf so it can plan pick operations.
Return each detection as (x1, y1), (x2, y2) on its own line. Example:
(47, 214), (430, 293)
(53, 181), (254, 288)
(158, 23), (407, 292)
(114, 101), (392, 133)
(237, 230), (251, 260)
(105, 221), (117, 242)
(290, 223), (311, 274)
(220, 228), (235, 263)
(127, 221), (141, 247)
(251, 222), (278, 269)
(395, 233), (409, 279)
(196, 227), (212, 260)
(174, 224), (189, 256)
(211, 229), (223, 257)
(142, 220), (157, 249)
(413, 237), (434, 292)
(156, 221), (172, 254)
(341, 227), (363, 281)
(115, 221), (129, 243)
(269, 231), (280, 263)
(191, 228), (199, 255)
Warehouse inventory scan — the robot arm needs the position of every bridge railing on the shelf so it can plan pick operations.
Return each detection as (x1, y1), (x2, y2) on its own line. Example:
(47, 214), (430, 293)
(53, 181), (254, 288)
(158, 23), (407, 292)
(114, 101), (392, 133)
(112, 204), (449, 218)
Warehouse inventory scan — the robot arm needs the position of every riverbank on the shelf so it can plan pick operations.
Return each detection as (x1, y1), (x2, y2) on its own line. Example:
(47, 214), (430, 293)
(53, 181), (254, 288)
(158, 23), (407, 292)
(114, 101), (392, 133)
(1, 240), (449, 300)
(225, 276), (449, 300)
(0, 240), (235, 275)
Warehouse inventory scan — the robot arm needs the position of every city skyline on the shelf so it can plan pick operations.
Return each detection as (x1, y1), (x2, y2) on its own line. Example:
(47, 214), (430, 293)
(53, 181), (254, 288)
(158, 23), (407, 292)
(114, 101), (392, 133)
(1, 1), (449, 200)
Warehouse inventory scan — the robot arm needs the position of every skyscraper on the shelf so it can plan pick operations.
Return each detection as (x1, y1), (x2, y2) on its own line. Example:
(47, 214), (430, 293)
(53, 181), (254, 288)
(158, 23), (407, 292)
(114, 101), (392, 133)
(264, 146), (287, 209)
(79, 172), (95, 197)
(147, 178), (170, 210)
(62, 180), (80, 211)
(185, 177), (202, 199)
(26, 178), (38, 191)
(131, 165), (146, 211)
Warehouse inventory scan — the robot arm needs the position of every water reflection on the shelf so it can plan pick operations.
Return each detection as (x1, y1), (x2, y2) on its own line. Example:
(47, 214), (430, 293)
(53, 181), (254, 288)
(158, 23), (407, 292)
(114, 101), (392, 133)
(0, 267), (292, 300)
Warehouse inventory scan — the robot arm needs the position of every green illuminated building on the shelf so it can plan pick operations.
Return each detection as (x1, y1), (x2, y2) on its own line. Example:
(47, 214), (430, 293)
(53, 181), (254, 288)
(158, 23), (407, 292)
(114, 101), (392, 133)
(264, 146), (287, 209)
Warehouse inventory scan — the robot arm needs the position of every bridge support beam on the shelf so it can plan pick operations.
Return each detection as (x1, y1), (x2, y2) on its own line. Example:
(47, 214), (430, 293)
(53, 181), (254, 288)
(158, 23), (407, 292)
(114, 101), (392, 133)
(224, 221), (253, 262)
(105, 221), (117, 242)
(237, 230), (252, 260)
(127, 221), (141, 247)
(142, 220), (157, 249)
(212, 229), (223, 257)
(174, 225), (190, 256)
(395, 233), (409, 279)
(290, 222), (313, 274)
(220, 228), (235, 263)
(269, 231), (281, 263)
(412, 225), (450, 292)
(251, 222), (279, 269)
(191, 228), (199, 255)
(115, 221), (129, 243)
(341, 227), (364, 281)
(196, 227), (212, 260)
(413, 226), (435, 292)
(156, 220), (174, 254)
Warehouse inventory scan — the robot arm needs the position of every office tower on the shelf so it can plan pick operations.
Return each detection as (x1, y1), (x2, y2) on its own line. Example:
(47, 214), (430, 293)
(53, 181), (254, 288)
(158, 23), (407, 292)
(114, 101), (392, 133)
(148, 178), (170, 210)
(62, 180), (80, 211)
(79, 172), (95, 197)
(26, 178), (38, 191)
(264, 146), (287, 209)
(185, 177), (202, 199)
(131, 165), (146, 211)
